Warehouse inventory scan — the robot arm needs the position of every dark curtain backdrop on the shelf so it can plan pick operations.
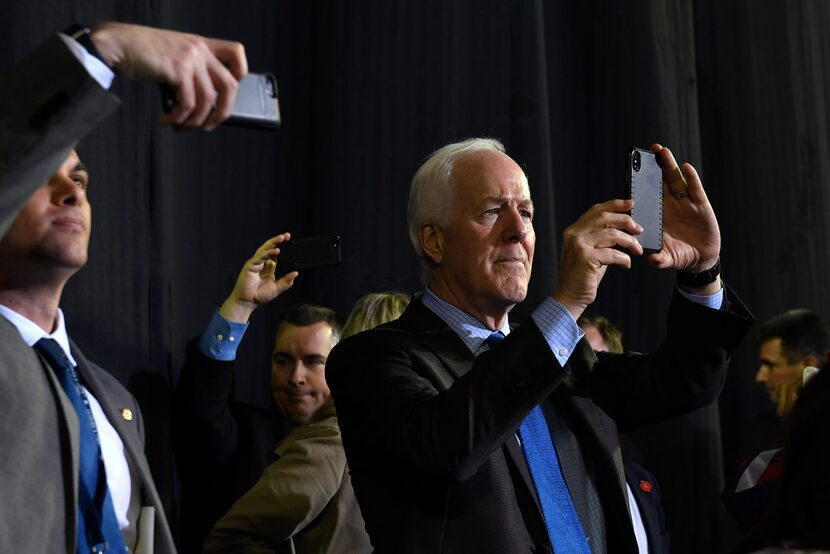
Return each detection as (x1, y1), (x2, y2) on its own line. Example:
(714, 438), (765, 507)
(3, 1), (830, 552)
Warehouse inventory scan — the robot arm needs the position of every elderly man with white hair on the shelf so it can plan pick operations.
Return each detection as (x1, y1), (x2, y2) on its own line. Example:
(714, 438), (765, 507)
(328, 137), (752, 554)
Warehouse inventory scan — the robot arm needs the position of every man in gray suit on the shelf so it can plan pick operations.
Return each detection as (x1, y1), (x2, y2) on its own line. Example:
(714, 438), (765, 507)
(0, 22), (247, 553)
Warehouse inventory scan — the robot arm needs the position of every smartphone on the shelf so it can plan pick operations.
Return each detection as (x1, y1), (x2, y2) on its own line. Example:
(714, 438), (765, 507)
(278, 236), (342, 273)
(626, 147), (663, 253)
(161, 72), (281, 129)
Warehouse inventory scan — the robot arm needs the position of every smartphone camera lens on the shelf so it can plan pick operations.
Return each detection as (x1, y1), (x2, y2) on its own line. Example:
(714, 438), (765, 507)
(632, 151), (641, 172)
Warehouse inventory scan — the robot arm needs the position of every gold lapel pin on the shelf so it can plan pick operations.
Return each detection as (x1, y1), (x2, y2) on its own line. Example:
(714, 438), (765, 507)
(121, 408), (133, 421)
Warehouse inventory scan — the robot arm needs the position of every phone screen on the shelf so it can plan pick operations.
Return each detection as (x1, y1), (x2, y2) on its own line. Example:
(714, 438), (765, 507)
(627, 148), (663, 253)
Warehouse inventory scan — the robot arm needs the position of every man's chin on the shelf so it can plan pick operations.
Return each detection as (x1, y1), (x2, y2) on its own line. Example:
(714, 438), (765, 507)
(499, 280), (528, 305)
(281, 407), (313, 426)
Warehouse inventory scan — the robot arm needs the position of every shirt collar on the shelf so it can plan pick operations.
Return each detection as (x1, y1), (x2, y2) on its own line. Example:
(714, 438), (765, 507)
(421, 287), (511, 355)
(0, 304), (78, 366)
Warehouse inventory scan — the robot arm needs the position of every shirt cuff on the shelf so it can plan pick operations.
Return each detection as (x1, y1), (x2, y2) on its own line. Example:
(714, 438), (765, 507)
(198, 310), (249, 361)
(531, 298), (585, 367)
(677, 285), (724, 310)
(58, 33), (115, 89)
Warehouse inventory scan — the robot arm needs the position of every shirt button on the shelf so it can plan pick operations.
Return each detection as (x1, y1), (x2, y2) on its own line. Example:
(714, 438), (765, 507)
(217, 334), (224, 341)
(228, 336), (235, 342)
(558, 347), (568, 356)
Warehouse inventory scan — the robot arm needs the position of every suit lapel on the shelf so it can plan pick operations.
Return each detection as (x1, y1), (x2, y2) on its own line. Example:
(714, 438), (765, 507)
(391, 298), (478, 385)
(69, 342), (176, 552)
(564, 340), (630, 508)
(69, 344), (150, 503)
(562, 384), (636, 550)
(503, 428), (543, 509)
(32, 344), (81, 551)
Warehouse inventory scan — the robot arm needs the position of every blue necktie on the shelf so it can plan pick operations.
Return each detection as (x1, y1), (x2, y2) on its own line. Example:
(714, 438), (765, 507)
(486, 332), (590, 553)
(34, 338), (127, 554)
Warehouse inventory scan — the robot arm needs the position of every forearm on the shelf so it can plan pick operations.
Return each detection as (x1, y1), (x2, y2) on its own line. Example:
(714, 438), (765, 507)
(587, 284), (752, 431)
(173, 339), (242, 466)
(205, 424), (346, 549)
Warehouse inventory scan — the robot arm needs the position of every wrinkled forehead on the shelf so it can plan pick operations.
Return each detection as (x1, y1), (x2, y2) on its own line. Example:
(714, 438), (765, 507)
(450, 150), (531, 202)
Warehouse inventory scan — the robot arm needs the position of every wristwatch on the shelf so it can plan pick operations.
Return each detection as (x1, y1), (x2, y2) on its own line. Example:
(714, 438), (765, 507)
(63, 24), (106, 65)
(677, 258), (721, 288)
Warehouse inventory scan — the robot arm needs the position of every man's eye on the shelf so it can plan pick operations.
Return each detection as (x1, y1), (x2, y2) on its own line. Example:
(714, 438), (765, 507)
(521, 209), (533, 219)
(73, 177), (88, 190)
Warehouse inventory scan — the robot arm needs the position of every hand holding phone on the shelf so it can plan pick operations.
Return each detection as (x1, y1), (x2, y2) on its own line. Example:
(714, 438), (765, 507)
(278, 236), (342, 273)
(161, 72), (281, 129)
(626, 147), (663, 253)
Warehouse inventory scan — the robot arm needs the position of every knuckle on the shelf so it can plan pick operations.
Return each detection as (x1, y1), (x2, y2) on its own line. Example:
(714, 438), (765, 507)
(179, 96), (196, 111)
(215, 77), (237, 97)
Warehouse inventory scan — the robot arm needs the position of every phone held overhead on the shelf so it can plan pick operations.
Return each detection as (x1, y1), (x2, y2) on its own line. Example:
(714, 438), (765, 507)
(626, 147), (663, 253)
(161, 72), (281, 129)
(278, 236), (342, 273)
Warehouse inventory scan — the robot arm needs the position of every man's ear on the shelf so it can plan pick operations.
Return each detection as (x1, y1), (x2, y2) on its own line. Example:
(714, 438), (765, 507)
(419, 223), (443, 265)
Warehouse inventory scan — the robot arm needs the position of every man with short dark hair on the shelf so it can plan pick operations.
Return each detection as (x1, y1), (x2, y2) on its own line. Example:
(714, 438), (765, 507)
(0, 22), (247, 554)
(175, 236), (369, 553)
(328, 138), (752, 553)
(755, 309), (829, 418)
(723, 309), (829, 532)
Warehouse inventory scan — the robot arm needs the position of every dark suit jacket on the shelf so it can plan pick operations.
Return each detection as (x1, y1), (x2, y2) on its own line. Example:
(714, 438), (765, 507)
(624, 456), (669, 554)
(0, 34), (174, 553)
(327, 291), (752, 553)
(173, 340), (286, 552)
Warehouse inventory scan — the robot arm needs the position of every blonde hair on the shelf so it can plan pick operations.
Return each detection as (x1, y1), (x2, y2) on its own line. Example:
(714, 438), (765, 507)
(577, 314), (624, 353)
(342, 292), (412, 339)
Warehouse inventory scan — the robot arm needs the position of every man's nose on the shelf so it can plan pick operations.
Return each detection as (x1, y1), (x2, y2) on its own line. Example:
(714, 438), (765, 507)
(755, 367), (768, 383)
(288, 364), (307, 385)
(51, 174), (83, 206)
(502, 208), (529, 243)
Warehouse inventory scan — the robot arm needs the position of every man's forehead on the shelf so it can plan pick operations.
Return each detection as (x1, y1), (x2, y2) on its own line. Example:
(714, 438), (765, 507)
(759, 337), (784, 356)
(452, 152), (531, 195)
(274, 321), (333, 347)
(66, 150), (83, 167)
(56, 150), (87, 175)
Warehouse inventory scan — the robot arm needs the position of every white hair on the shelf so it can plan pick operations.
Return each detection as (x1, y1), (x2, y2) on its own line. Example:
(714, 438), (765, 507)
(406, 137), (506, 282)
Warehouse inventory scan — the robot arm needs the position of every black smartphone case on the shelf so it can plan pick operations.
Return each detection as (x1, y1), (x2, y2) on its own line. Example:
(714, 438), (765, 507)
(627, 148), (663, 253)
(278, 236), (341, 273)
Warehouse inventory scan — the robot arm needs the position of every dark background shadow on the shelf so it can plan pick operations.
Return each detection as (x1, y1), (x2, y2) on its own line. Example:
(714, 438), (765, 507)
(4, 1), (830, 551)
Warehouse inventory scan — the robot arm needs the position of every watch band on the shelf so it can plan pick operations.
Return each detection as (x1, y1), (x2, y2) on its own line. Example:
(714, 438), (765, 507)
(63, 24), (107, 65)
(677, 258), (721, 288)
